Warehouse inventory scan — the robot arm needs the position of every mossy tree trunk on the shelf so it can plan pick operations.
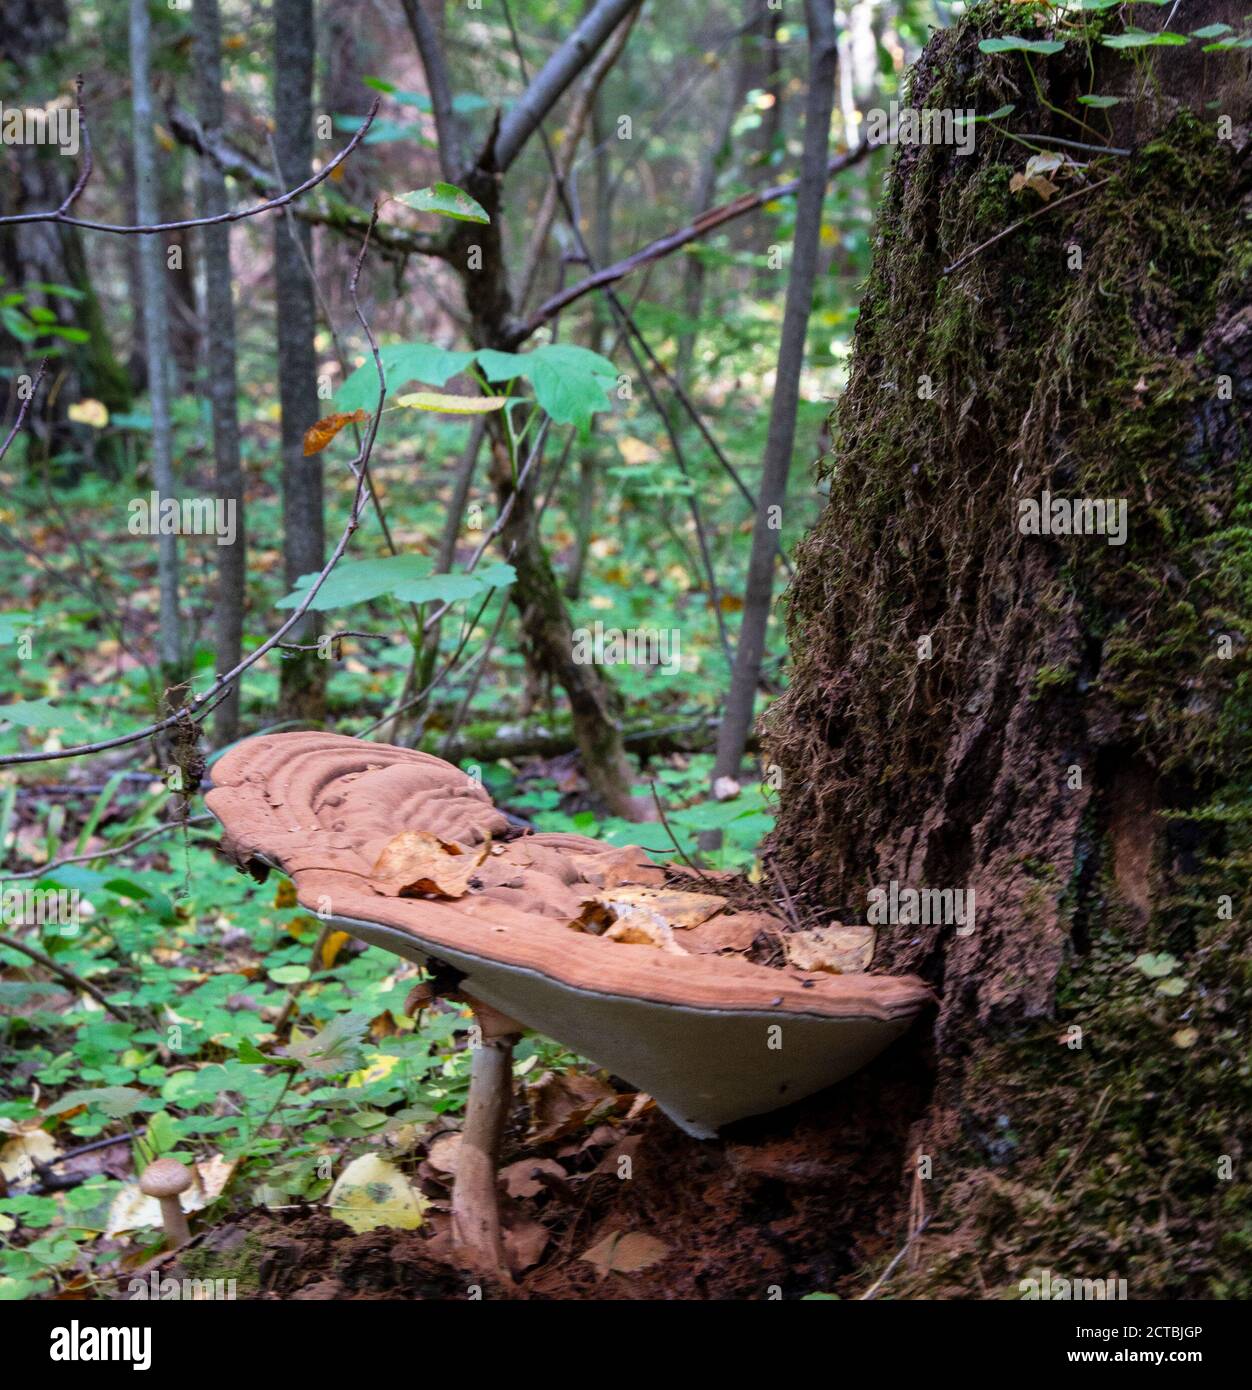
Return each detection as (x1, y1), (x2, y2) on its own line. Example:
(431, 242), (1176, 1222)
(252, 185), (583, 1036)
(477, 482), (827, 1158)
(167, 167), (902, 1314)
(764, 3), (1252, 1296)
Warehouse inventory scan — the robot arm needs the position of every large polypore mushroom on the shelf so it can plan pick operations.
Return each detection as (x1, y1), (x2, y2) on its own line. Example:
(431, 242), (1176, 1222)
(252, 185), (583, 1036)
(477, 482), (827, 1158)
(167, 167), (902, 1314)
(207, 732), (931, 1272)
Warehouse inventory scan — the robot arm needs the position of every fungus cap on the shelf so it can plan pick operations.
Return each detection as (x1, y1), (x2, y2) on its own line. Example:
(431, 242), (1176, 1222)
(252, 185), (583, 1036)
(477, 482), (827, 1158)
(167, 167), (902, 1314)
(206, 733), (933, 1137)
(139, 1157), (193, 1198)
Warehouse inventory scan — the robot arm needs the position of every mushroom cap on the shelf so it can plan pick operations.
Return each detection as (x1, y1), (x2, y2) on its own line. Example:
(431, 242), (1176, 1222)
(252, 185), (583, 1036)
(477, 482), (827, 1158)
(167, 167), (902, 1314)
(206, 733), (934, 1136)
(139, 1157), (193, 1198)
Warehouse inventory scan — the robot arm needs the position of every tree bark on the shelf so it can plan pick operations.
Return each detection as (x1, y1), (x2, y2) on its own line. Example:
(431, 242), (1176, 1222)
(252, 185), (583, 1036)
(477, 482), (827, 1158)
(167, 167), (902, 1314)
(194, 0), (246, 746)
(274, 0), (326, 723)
(130, 0), (182, 678)
(761, 2), (1252, 1295)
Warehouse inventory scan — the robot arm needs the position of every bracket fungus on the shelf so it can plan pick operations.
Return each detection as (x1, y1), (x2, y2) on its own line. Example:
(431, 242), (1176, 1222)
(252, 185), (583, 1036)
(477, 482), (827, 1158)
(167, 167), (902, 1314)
(207, 733), (931, 1272)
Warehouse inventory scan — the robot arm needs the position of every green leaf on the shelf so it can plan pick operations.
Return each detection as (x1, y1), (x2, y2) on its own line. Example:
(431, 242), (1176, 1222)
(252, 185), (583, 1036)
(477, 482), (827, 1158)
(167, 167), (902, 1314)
(268, 965), (310, 985)
(285, 1012), (370, 1074)
(279, 554), (515, 611)
(1190, 23), (1232, 38)
(389, 561), (515, 606)
(978, 36), (1066, 55)
(476, 343), (617, 434)
(1133, 951), (1179, 979)
(394, 182), (490, 224)
(1078, 94), (1122, 108)
(336, 341), (475, 412)
(1101, 30), (1188, 48)
(0, 699), (83, 730)
(45, 1086), (148, 1119)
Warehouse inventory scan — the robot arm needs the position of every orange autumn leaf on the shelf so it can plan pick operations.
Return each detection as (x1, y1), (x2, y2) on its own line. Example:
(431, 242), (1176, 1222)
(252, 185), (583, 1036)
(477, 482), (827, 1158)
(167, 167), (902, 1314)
(303, 409), (369, 456)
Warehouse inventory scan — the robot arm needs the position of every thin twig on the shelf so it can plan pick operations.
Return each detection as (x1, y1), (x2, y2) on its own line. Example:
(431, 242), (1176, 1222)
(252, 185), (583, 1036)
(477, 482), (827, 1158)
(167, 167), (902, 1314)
(942, 177), (1111, 278)
(2, 815), (213, 881)
(859, 1215), (931, 1300)
(0, 932), (129, 1021)
(0, 212), (388, 768)
(0, 98), (380, 234)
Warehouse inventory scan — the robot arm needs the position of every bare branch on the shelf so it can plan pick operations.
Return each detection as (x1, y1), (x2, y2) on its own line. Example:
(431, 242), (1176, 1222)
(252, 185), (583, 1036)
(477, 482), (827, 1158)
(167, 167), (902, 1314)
(0, 98), (382, 236)
(494, 0), (644, 173)
(518, 6), (637, 310)
(166, 103), (447, 261)
(399, 0), (463, 179)
(0, 359), (48, 465)
(0, 933), (130, 1021)
(520, 140), (875, 341)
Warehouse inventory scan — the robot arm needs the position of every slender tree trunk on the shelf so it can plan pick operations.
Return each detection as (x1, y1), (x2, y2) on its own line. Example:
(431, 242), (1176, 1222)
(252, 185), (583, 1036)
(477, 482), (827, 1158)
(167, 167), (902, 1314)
(0, 0), (131, 470)
(676, 46), (747, 386)
(274, 0), (326, 723)
(194, 0), (246, 745)
(710, 0), (837, 788)
(130, 0), (181, 678)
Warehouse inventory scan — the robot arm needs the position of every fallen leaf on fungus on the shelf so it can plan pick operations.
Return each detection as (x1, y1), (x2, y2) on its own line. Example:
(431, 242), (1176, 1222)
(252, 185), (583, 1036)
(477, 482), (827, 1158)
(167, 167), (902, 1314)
(371, 830), (489, 898)
(783, 925), (876, 974)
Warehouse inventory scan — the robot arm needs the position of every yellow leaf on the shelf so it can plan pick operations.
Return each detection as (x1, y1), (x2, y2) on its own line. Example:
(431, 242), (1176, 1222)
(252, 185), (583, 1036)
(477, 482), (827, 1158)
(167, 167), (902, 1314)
(394, 391), (508, 415)
(67, 398), (108, 429)
(326, 1153), (428, 1233)
(617, 435), (657, 465)
(273, 879), (297, 909)
(303, 409), (369, 456)
(321, 929), (352, 969)
(0, 1126), (59, 1181)
(348, 1052), (401, 1087)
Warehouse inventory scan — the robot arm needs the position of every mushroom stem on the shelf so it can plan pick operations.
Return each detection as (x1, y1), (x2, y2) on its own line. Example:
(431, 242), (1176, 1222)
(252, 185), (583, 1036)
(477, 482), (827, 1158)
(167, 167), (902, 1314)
(157, 1194), (191, 1248)
(451, 1000), (521, 1276)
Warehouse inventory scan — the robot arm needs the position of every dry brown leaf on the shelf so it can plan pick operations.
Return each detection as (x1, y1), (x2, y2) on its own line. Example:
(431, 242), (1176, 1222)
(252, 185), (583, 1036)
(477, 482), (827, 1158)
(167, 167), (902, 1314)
(500, 1157), (567, 1199)
(603, 917), (688, 954)
(527, 1071), (618, 1146)
(1009, 171), (1059, 201)
(682, 910), (773, 954)
(577, 885), (726, 931)
(303, 409), (369, 456)
(578, 843), (666, 889)
(425, 1131), (462, 1175)
(580, 1230), (671, 1277)
(504, 1217), (550, 1272)
(371, 831), (489, 899)
(783, 925), (875, 975)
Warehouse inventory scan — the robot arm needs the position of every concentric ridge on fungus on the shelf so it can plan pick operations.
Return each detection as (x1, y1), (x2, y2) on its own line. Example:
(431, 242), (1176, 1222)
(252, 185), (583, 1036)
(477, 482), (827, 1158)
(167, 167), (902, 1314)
(207, 732), (933, 1136)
